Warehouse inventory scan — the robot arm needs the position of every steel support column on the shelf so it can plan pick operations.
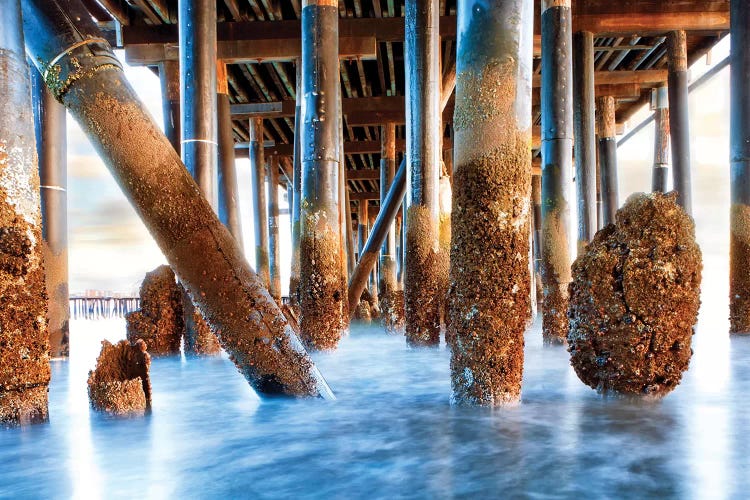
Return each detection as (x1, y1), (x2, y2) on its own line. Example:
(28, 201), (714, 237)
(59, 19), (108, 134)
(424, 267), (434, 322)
(540, 0), (573, 344)
(217, 64), (244, 249)
(449, 0), (533, 405)
(667, 30), (692, 214)
(268, 156), (281, 301)
(31, 68), (69, 359)
(159, 60), (180, 152)
(250, 117), (270, 288)
(573, 30), (597, 253)
(379, 122), (399, 324)
(299, 0), (347, 350)
(730, 0), (750, 334)
(405, 0), (442, 346)
(652, 86), (670, 193)
(289, 61), (302, 307)
(0, 0), (50, 425)
(597, 95), (619, 226)
(179, 0), (217, 209)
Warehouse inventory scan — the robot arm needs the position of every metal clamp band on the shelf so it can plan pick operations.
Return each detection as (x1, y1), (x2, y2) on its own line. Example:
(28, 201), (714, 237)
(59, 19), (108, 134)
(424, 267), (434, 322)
(43, 37), (114, 82)
(40, 185), (67, 192)
(182, 139), (219, 146)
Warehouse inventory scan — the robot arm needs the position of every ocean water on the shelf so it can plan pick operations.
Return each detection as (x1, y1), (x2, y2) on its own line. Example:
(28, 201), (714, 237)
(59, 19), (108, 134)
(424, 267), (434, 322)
(0, 309), (748, 499)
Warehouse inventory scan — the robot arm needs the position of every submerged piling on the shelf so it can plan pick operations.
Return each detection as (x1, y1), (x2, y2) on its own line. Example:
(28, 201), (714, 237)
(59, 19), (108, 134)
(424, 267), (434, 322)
(573, 31), (597, 254)
(652, 86), (670, 193)
(597, 96), (619, 226)
(299, 0), (347, 350)
(540, 0), (573, 344)
(667, 30), (692, 215)
(31, 68), (70, 358)
(449, 0), (532, 405)
(730, 0), (750, 334)
(250, 117), (271, 288)
(405, 0), (442, 346)
(0, 0), (50, 425)
(23, 0), (333, 399)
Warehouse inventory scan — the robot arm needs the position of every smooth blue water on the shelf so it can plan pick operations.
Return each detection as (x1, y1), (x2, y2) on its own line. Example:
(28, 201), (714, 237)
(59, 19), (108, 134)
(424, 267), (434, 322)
(1, 314), (749, 499)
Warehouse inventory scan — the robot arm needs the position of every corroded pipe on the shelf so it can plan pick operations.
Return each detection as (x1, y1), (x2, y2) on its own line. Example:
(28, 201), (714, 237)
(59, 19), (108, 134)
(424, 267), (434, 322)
(405, 0), (442, 346)
(730, 0), (750, 334)
(250, 117), (270, 288)
(0, 0), (50, 425)
(667, 30), (692, 215)
(652, 86), (670, 193)
(540, 0), (573, 344)
(31, 67), (70, 358)
(449, 0), (532, 405)
(22, 0), (333, 399)
(299, 0), (347, 350)
(573, 30), (597, 254)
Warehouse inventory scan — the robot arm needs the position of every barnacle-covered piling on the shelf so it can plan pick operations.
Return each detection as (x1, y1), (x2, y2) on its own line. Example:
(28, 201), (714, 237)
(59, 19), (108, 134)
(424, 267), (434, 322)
(540, 0), (574, 344)
(298, 0), (347, 350)
(449, 0), (533, 405)
(0, 0), (50, 426)
(404, 0), (443, 347)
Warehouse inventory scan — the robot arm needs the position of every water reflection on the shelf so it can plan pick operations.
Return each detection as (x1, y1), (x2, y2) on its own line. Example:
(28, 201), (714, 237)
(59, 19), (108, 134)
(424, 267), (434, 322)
(0, 318), (748, 498)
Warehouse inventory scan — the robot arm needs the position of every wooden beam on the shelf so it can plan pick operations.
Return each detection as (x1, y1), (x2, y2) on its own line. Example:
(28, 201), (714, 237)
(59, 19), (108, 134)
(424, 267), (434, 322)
(532, 69), (667, 87)
(122, 2), (729, 50)
(124, 36), (377, 65)
(122, 16), (458, 46)
(347, 169), (381, 181)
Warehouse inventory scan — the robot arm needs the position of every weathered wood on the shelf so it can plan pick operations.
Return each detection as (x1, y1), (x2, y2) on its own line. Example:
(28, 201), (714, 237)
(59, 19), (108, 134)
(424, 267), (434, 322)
(125, 36), (377, 65)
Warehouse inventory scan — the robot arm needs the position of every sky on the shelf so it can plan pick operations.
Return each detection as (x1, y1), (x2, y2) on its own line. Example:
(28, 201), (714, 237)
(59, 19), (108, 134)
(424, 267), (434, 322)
(66, 39), (731, 300)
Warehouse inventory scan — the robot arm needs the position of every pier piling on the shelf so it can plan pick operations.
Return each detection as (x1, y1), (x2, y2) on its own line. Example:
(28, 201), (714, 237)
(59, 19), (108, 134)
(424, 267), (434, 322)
(0, 0), (50, 425)
(652, 86), (670, 193)
(540, 0), (573, 344)
(597, 95), (619, 227)
(299, 0), (347, 350)
(449, 0), (533, 405)
(405, 0), (442, 346)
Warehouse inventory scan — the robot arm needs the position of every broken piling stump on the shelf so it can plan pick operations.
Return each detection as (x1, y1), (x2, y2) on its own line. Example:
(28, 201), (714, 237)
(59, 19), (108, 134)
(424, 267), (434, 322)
(568, 192), (702, 397)
(126, 265), (184, 356)
(87, 339), (151, 416)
